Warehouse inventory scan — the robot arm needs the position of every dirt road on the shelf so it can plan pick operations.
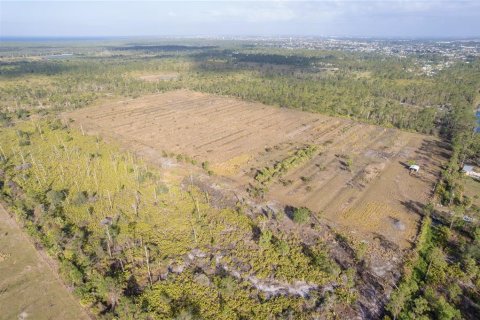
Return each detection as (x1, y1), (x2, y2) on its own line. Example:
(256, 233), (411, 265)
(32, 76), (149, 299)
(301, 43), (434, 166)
(0, 204), (90, 320)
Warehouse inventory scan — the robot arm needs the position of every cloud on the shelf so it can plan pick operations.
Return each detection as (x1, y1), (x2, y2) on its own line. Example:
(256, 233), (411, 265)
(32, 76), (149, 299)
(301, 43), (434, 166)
(1, 0), (479, 37)
(204, 2), (297, 22)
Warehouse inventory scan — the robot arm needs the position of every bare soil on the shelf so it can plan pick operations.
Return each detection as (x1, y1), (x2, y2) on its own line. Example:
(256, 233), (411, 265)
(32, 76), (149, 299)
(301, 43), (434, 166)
(0, 204), (90, 320)
(66, 90), (447, 250)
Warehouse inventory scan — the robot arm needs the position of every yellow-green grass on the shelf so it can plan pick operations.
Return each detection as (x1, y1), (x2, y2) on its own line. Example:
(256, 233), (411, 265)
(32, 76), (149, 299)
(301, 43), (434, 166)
(0, 119), (338, 318)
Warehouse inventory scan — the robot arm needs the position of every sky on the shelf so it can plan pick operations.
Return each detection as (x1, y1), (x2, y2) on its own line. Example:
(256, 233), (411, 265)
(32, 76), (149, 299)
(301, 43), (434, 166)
(1, 0), (479, 38)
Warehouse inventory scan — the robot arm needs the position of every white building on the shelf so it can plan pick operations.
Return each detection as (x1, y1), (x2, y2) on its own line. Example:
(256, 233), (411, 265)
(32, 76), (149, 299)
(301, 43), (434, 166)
(462, 165), (480, 180)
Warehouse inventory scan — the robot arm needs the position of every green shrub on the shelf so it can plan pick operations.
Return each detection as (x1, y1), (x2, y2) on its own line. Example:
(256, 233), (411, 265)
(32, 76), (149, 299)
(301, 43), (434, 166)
(48, 119), (64, 130)
(292, 207), (311, 224)
(259, 230), (273, 248)
(18, 137), (31, 146)
(46, 190), (66, 207)
(15, 109), (30, 120)
(274, 239), (290, 256)
(0, 111), (11, 127)
(201, 161), (210, 171)
(156, 183), (169, 194)
(71, 191), (88, 206)
(215, 276), (237, 298)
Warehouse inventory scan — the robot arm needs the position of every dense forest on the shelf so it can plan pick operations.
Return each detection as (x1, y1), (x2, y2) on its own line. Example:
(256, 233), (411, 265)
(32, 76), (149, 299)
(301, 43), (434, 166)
(0, 41), (479, 319)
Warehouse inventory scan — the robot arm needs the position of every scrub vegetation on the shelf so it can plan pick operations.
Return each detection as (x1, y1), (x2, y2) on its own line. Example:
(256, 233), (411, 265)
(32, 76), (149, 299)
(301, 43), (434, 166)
(0, 120), (346, 318)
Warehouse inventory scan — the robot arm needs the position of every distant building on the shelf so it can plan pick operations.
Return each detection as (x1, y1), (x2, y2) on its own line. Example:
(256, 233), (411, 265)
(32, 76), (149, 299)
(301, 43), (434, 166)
(462, 165), (480, 180)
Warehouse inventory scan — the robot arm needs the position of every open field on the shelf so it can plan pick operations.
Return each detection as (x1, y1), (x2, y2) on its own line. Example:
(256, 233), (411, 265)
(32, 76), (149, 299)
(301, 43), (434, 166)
(463, 177), (480, 208)
(0, 204), (90, 320)
(67, 90), (447, 249)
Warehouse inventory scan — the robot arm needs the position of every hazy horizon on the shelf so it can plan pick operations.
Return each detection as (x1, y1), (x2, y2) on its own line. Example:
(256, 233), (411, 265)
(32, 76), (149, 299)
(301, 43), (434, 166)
(1, 1), (480, 39)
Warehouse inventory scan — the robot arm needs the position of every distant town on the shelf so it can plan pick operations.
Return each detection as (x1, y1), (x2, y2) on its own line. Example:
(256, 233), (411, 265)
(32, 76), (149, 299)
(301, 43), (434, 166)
(219, 36), (480, 58)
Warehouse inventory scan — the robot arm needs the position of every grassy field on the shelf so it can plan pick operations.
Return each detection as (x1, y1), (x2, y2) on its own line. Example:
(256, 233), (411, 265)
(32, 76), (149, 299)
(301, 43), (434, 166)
(463, 176), (480, 208)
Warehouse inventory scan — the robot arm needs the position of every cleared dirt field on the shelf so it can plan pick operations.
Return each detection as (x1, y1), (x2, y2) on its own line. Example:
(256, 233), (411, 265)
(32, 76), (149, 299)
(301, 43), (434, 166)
(0, 204), (90, 320)
(67, 90), (447, 249)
